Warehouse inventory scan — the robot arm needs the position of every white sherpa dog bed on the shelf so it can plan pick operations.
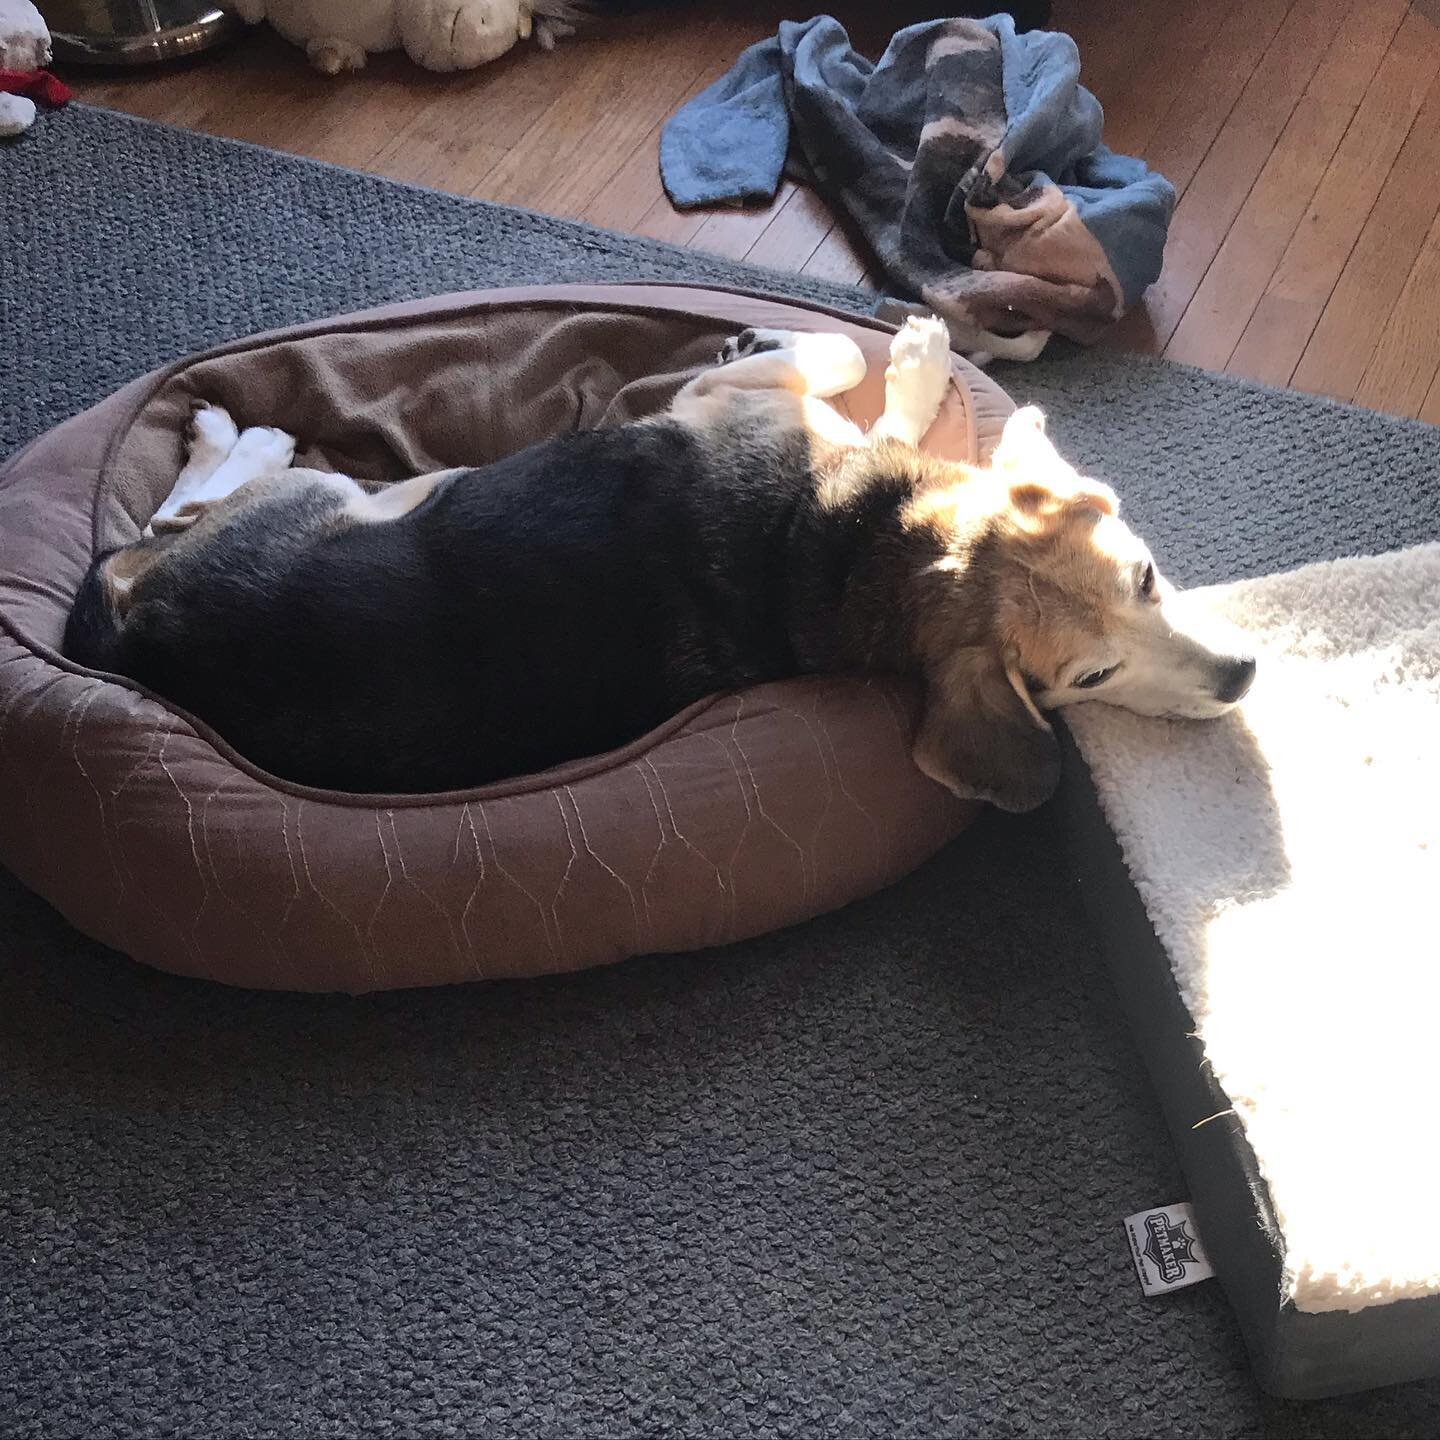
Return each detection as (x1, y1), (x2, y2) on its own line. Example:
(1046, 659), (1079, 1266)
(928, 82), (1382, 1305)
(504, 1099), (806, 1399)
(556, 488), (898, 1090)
(1060, 541), (1440, 1398)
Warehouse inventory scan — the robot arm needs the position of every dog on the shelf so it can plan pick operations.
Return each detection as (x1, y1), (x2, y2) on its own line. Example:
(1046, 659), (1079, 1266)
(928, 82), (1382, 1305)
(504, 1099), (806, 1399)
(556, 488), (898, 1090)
(63, 318), (1255, 809)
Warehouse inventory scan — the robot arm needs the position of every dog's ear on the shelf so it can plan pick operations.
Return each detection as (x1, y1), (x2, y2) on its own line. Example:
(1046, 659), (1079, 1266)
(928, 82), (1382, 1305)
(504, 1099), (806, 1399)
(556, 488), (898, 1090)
(993, 409), (1118, 520)
(913, 645), (1060, 813)
(991, 406), (1066, 474)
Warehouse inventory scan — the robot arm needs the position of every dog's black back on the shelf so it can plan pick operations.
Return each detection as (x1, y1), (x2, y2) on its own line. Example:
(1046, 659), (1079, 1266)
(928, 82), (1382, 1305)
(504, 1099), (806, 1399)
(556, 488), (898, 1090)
(66, 418), (910, 792)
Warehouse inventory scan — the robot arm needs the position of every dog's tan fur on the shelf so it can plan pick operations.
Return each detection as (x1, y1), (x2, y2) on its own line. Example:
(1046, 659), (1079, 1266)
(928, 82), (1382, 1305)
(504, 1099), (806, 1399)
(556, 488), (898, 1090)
(652, 322), (1254, 807)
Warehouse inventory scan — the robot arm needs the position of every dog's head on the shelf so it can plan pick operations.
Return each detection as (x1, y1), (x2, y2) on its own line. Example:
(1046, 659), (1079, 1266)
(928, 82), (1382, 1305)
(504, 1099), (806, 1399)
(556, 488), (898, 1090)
(905, 406), (1255, 812)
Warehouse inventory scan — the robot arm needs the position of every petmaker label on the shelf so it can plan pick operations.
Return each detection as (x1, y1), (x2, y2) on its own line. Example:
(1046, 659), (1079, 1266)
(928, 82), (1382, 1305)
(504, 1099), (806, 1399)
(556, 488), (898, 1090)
(1123, 1202), (1215, 1296)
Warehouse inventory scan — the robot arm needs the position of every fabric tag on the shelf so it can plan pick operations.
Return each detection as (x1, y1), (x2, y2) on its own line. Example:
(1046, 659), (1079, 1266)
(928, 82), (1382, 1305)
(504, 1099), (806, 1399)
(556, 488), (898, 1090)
(1123, 1202), (1215, 1295)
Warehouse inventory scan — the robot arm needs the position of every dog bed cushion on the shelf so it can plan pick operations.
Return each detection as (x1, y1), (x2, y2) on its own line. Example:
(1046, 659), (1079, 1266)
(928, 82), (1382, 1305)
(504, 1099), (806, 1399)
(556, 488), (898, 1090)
(0, 284), (1011, 992)
(1060, 542), (1440, 1396)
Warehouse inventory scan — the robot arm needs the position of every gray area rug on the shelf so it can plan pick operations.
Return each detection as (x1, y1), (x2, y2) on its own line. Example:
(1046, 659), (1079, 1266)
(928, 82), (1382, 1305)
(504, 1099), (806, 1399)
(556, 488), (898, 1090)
(2, 106), (1438, 1439)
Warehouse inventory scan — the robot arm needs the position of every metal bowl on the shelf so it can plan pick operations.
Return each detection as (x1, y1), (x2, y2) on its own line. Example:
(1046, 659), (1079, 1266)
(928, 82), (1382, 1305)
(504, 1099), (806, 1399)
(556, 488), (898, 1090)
(44, 0), (243, 66)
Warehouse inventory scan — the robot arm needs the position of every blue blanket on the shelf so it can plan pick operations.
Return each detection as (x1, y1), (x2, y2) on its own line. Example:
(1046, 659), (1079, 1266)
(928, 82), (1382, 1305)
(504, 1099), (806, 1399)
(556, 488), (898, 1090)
(661, 15), (1174, 359)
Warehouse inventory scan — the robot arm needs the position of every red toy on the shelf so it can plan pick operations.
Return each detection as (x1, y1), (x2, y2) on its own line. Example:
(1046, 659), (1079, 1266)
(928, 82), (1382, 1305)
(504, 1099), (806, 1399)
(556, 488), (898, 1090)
(0, 65), (67, 135)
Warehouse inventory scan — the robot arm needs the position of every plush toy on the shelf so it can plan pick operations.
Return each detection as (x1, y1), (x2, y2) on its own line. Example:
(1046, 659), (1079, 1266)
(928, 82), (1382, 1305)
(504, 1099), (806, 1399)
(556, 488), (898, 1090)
(0, 0), (58, 138)
(233, 0), (580, 75)
(0, 0), (48, 70)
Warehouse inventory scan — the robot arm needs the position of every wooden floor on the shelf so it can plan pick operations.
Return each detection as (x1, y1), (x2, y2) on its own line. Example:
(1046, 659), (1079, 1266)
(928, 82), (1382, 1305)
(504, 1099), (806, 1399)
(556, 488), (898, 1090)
(71, 0), (1440, 420)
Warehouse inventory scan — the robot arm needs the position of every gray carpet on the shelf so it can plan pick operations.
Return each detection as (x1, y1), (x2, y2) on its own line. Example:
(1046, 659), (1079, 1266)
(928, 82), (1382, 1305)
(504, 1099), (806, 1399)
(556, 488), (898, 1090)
(2, 105), (1438, 1439)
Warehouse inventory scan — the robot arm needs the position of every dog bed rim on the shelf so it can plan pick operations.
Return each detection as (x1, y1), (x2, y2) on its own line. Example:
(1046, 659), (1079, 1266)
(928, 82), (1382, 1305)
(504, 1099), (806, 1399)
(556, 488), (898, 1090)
(0, 591), (855, 807)
(0, 284), (978, 810)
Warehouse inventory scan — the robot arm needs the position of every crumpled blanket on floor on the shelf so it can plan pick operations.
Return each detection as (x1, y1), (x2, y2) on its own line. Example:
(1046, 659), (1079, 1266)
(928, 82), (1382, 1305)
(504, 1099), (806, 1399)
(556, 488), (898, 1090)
(661, 14), (1173, 361)
(1067, 543), (1440, 1313)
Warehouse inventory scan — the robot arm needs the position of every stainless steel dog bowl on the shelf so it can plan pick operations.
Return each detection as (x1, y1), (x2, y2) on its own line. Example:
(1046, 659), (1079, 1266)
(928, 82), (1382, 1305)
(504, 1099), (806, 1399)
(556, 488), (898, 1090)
(43, 0), (243, 66)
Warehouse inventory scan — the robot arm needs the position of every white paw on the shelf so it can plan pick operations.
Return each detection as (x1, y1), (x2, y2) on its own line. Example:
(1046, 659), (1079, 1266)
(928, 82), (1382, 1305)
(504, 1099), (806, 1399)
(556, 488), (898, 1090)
(886, 315), (952, 389)
(230, 425), (297, 472)
(148, 505), (205, 536)
(185, 403), (239, 466)
(716, 328), (866, 395)
(718, 327), (797, 364)
(986, 329), (1051, 363)
(878, 316), (952, 442)
(799, 332), (867, 387)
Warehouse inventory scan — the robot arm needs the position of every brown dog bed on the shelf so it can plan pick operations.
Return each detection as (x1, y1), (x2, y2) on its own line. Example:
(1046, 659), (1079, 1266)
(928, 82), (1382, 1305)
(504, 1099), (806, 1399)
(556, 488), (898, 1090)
(0, 284), (1013, 992)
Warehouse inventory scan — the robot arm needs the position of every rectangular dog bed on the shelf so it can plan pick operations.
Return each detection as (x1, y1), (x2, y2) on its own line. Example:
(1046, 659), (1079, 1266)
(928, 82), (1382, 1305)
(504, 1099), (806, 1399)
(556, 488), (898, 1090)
(1059, 541), (1440, 1397)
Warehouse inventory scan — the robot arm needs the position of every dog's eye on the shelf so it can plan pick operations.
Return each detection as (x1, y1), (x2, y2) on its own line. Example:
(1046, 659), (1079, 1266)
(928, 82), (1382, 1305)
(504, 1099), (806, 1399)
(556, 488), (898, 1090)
(1139, 562), (1157, 600)
(1073, 665), (1118, 690)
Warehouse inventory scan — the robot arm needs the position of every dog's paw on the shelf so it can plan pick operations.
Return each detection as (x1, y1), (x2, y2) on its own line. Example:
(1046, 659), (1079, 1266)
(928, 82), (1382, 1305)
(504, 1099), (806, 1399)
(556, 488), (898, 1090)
(887, 315), (951, 381)
(185, 403), (239, 466)
(149, 503), (206, 536)
(717, 327), (794, 365)
(883, 316), (952, 430)
(230, 425), (297, 472)
(872, 317), (953, 445)
(984, 329), (1051, 364)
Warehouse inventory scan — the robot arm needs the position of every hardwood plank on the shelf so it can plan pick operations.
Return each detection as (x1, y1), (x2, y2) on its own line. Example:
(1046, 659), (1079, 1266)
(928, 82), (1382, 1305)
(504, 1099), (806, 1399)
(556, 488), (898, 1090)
(420, 35), (605, 156)
(95, 47), (292, 135)
(1219, 296), (1318, 389)
(178, 30), (382, 156)
(577, 46), (733, 233)
(1139, 0), (1357, 352)
(1082, 0), (1233, 162)
(1418, 367), (1440, 427)
(578, 14), (779, 231)
(689, 184), (796, 260)
(373, 128), (507, 194)
(1102, 302), (1163, 356)
(744, 186), (837, 272)
(800, 223), (873, 286)
(1165, 95), (1353, 370)
(1292, 66), (1440, 400)
(245, 79), (414, 166)
(1352, 209), (1440, 415)
(301, 61), (452, 171)
(1305, 0), (1408, 106)
(1054, 1), (1161, 116)
(578, 127), (677, 233)
(633, 195), (711, 246)
(97, 66), (226, 129)
(1045, 0), (1107, 83)
(1106, 0), (1296, 354)
(476, 21), (727, 216)
(367, 44), (598, 192)
(1228, 9), (1440, 385)
(1134, 0), (1293, 195)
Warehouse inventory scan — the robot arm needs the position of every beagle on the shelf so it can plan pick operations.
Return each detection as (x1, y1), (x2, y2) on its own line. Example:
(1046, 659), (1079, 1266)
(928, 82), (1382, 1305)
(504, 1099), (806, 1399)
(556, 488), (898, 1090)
(64, 318), (1254, 809)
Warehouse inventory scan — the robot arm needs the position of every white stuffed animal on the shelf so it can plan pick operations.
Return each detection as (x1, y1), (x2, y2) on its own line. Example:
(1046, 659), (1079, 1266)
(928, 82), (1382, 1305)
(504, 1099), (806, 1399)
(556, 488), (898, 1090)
(0, 0), (51, 136)
(233, 0), (578, 76)
(0, 0), (48, 69)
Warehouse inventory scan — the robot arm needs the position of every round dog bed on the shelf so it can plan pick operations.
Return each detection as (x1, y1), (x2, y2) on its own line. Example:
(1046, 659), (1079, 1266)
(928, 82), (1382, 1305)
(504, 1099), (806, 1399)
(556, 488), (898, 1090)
(0, 284), (1014, 992)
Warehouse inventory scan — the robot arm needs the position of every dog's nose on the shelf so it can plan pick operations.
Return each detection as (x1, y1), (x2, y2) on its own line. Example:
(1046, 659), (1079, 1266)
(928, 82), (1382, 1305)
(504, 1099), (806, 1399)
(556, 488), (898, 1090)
(1215, 655), (1256, 705)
